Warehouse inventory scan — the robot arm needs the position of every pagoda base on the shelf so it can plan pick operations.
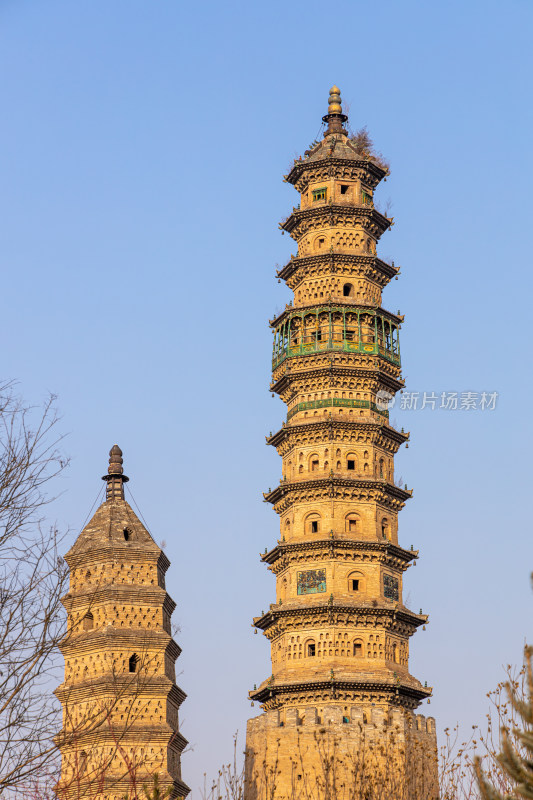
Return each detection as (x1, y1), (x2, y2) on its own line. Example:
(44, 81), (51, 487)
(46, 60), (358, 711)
(244, 705), (438, 800)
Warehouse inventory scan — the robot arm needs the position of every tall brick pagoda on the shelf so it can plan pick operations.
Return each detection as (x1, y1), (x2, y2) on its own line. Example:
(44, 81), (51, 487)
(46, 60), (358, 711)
(244, 88), (438, 799)
(55, 446), (189, 800)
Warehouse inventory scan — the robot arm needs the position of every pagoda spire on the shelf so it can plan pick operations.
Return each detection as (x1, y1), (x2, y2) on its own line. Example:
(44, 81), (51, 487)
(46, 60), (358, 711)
(102, 443), (129, 501)
(322, 84), (348, 136)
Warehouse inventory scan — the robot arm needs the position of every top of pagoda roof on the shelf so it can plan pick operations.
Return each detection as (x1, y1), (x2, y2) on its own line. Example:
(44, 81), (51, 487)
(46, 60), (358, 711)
(286, 87), (389, 182)
(64, 445), (163, 566)
(64, 496), (162, 565)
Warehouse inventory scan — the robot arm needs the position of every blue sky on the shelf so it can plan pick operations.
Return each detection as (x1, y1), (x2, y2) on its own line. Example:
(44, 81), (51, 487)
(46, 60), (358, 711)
(1, 0), (533, 793)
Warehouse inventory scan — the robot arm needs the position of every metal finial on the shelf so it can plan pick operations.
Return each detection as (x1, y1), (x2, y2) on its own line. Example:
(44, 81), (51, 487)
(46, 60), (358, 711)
(102, 443), (129, 501)
(108, 444), (123, 475)
(323, 85), (348, 136)
(328, 85), (342, 115)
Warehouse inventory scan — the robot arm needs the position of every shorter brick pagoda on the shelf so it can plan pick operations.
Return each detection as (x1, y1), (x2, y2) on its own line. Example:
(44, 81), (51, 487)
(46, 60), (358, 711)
(55, 445), (189, 800)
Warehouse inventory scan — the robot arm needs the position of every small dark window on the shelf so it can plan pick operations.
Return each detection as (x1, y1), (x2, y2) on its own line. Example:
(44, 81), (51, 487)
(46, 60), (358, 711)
(123, 528), (131, 541)
(347, 460), (355, 470)
(128, 653), (139, 673)
(316, 330), (322, 341)
(343, 283), (353, 297)
(354, 642), (363, 657)
(340, 185), (349, 195)
(311, 520), (319, 533)
(318, 237), (325, 248)
(351, 579), (359, 592)
(311, 459), (319, 472)
(307, 643), (316, 657)
(345, 329), (355, 341)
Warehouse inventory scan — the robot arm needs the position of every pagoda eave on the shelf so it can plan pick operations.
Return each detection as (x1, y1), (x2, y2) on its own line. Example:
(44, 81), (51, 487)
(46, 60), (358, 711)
(57, 777), (190, 800)
(270, 366), (404, 397)
(54, 676), (187, 707)
(64, 546), (170, 573)
(269, 301), (403, 329)
(286, 155), (387, 187)
(280, 205), (391, 237)
(260, 538), (418, 567)
(264, 477), (413, 505)
(56, 724), (188, 751)
(58, 629), (180, 657)
(277, 253), (398, 283)
(266, 419), (409, 449)
(249, 677), (430, 706)
(272, 351), (402, 379)
(61, 585), (174, 613)
(252, 602), (427, 633)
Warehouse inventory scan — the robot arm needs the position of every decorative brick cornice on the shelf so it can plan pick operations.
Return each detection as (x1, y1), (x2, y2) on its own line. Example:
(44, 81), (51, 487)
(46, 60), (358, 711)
(270, 364), (404, 398)
(286, 156), (386, 188)
(252, 601), (426, 635)
(61, 585), (174, 612)
(277, 252), (398, 284)
(58, 627), (180, 657)
(249, 675), (430, 707)
(264, 475), (412, 507)
(64, 545), (170, 571)
(280, 205), (391, 240)
(266, 419), (409, 450)
(269, 300), (403, 329)
(260, 538), (417, 569)
(54, 675), (187, 706)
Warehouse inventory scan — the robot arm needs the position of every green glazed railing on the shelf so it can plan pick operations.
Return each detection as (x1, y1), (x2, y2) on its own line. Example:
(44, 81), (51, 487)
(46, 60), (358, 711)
(286, 397), (389, 421)
(272, 339), (401, 369)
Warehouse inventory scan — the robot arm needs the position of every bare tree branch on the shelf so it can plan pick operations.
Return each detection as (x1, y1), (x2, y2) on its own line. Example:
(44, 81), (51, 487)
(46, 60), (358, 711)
(0, 382), (69, 795)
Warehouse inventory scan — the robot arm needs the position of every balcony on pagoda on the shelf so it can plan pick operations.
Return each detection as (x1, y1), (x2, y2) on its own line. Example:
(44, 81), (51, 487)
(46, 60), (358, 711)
(271, 306), (401, 369)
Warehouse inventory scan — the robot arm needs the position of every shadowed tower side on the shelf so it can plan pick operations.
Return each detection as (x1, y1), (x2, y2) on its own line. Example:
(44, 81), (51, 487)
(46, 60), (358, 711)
(244, 88), (438, 800)
(55, 446), (189, 800)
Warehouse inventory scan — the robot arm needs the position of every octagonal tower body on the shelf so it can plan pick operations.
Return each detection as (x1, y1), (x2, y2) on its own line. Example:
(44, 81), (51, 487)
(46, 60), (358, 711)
(55, 446), (189, 800)
(244, 89), (438, 800)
